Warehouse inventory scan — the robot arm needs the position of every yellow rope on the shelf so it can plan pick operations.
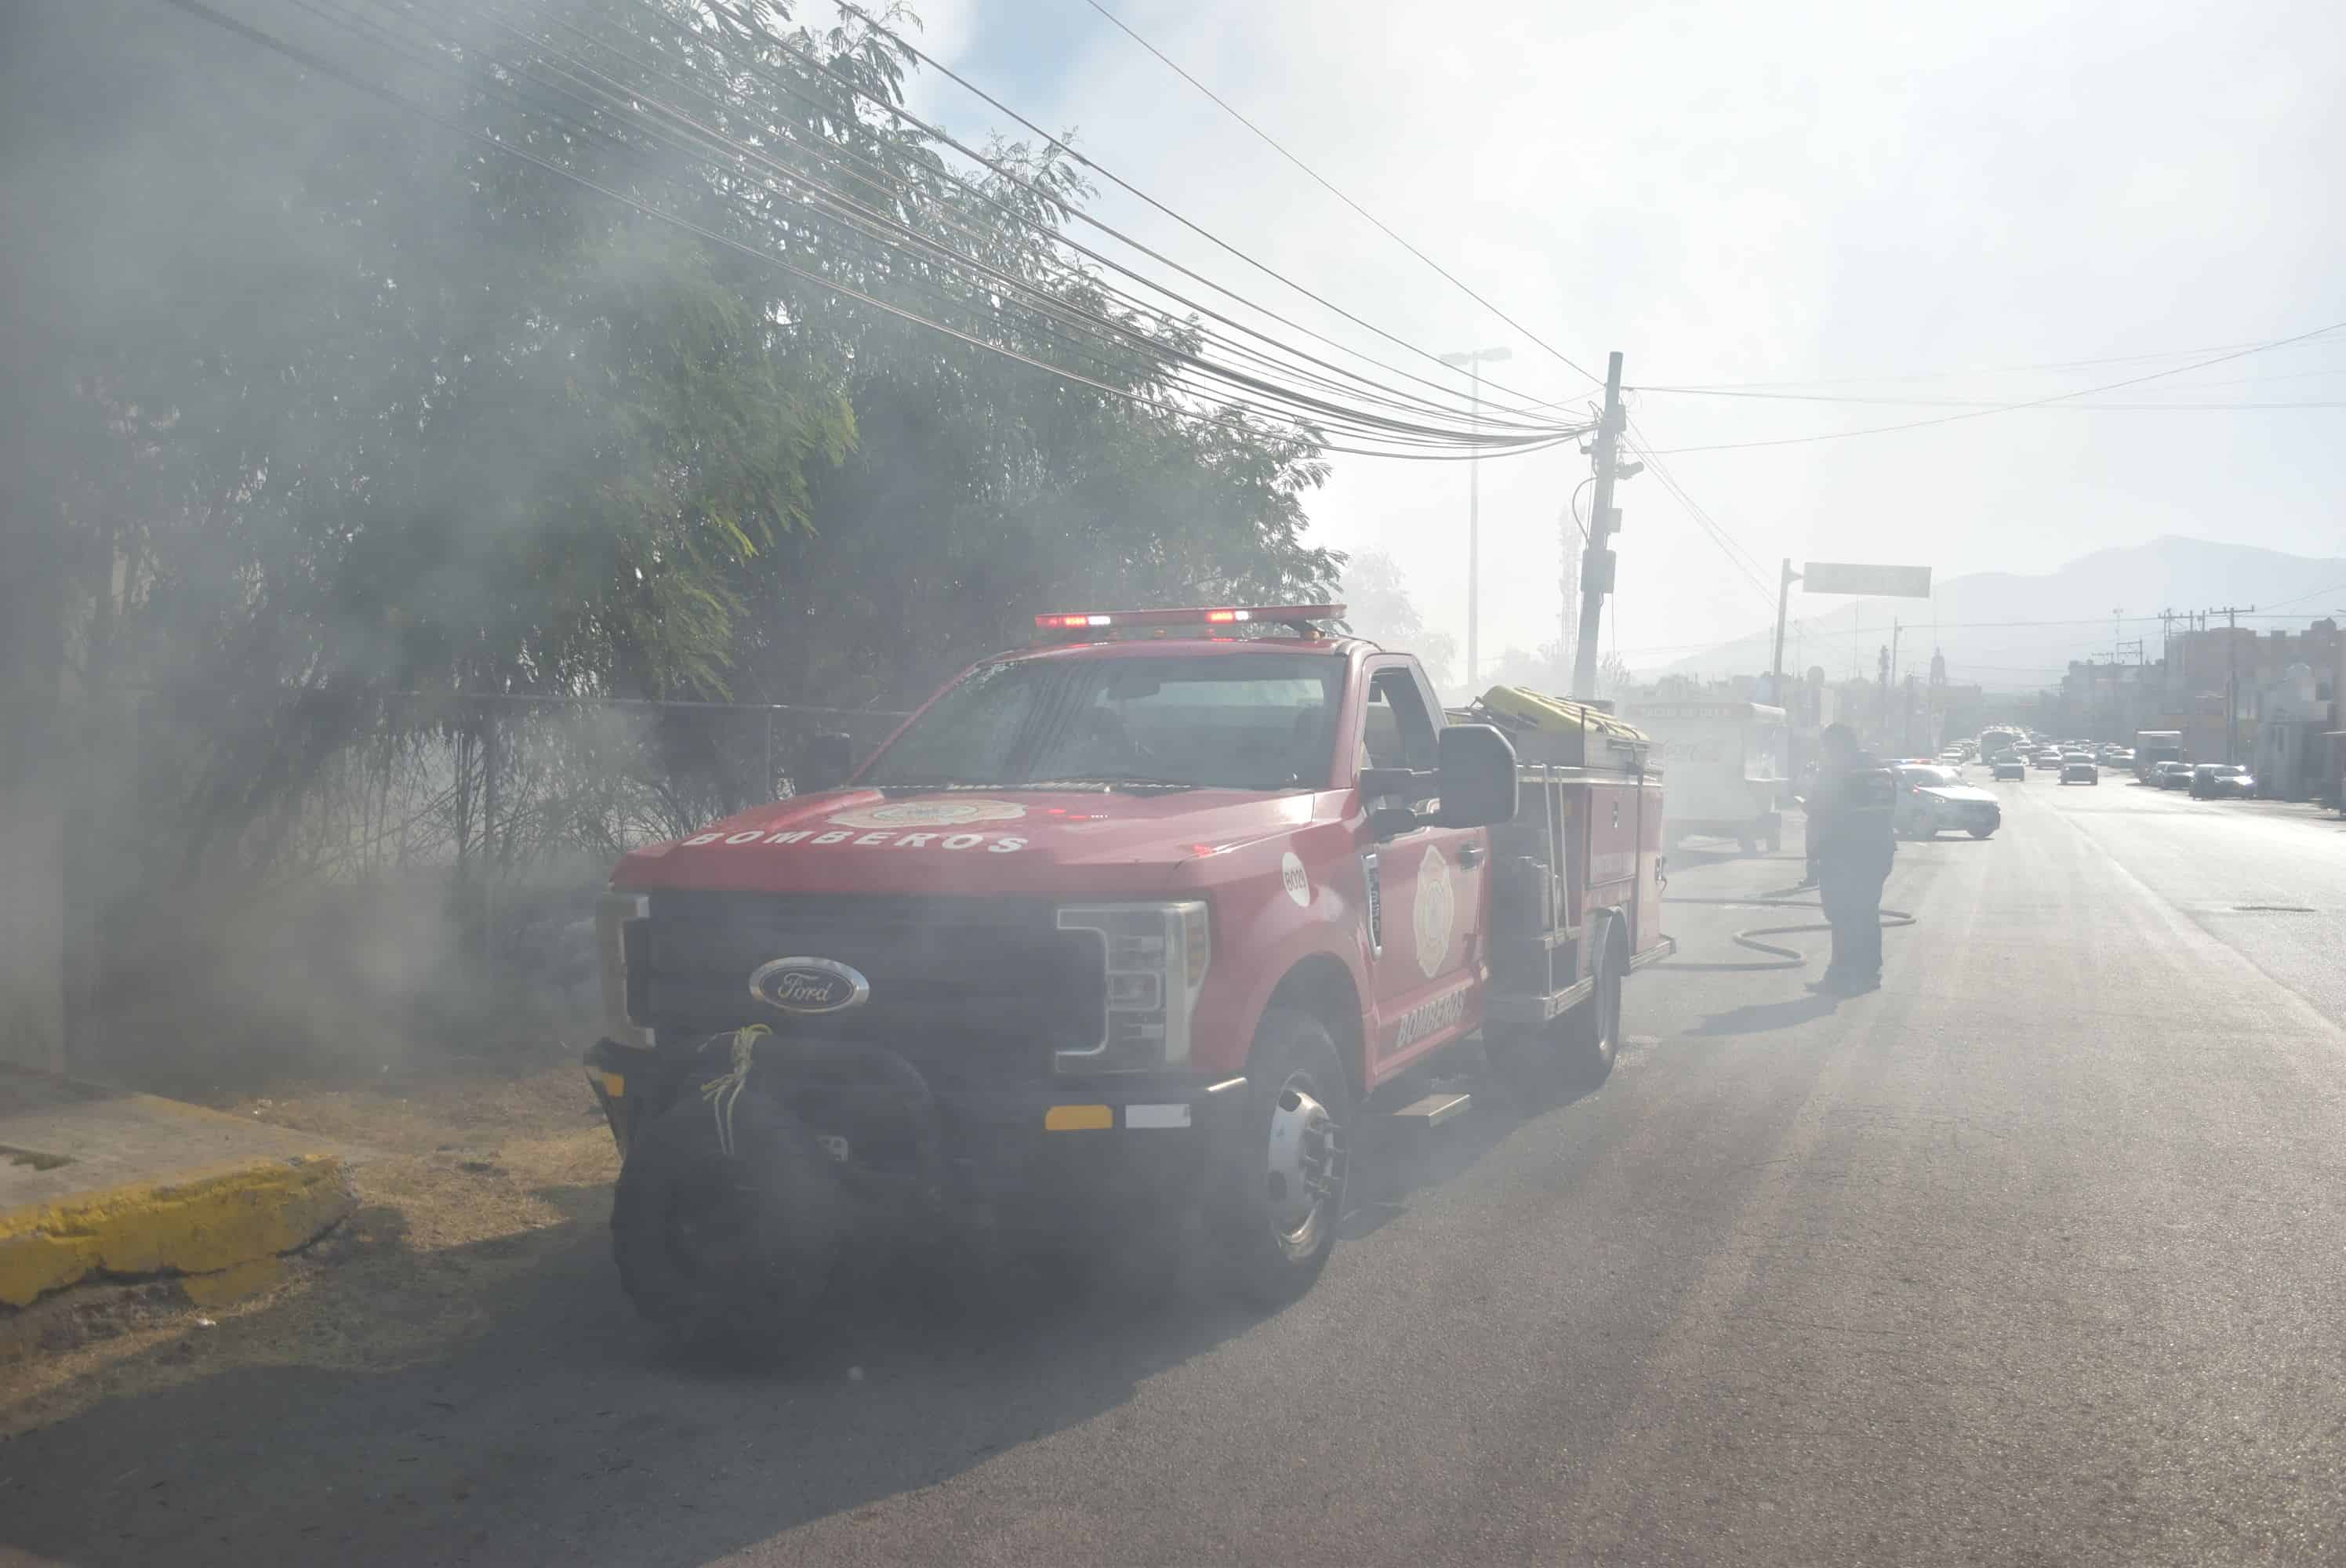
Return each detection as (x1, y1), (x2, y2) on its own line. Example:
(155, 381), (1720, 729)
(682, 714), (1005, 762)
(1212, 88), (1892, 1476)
(699, 1024), (771, 1159)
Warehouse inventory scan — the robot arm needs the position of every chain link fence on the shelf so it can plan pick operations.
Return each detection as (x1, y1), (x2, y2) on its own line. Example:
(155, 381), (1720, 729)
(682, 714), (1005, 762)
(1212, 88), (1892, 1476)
(64, 691), (906, 1088)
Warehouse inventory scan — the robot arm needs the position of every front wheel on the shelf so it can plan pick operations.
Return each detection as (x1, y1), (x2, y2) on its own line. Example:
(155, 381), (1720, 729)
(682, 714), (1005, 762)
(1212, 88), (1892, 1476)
(1213, 1009), (1352, 1305)
(611, 1091), (842, 1347)
(1969, 827), (1994, 839)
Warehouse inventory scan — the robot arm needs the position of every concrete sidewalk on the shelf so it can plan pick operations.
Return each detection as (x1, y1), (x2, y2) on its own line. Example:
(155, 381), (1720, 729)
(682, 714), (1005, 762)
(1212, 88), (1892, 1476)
(0, 1065), (354, 1314)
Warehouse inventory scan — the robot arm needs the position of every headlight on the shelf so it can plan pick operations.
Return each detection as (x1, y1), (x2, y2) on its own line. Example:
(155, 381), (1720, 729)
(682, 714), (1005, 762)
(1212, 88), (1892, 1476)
(1054, 902), (1210, 1072)
(596, 891), (652, 1047)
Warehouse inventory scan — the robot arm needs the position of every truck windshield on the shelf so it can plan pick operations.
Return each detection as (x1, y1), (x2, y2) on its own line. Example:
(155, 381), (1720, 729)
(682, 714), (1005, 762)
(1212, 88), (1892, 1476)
(861, 652), (1347, 790)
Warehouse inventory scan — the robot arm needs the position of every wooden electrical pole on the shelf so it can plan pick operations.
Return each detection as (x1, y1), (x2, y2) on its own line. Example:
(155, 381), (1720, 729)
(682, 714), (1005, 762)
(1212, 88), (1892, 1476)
(1571, 352), (1625, 701)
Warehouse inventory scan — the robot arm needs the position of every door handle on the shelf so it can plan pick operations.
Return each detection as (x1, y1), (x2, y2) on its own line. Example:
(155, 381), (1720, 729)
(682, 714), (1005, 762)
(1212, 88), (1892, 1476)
(1458, 842), (1484, 869)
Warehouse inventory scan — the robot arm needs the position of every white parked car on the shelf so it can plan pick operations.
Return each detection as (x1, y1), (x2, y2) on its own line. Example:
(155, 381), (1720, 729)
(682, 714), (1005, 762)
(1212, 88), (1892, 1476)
(1892, 764), (2003, 840)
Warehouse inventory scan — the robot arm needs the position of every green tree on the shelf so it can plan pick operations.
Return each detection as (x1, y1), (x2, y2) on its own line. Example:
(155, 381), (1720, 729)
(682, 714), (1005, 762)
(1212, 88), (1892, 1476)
(6, 0), (1340, 881)
(1341, 551), (1454, 691)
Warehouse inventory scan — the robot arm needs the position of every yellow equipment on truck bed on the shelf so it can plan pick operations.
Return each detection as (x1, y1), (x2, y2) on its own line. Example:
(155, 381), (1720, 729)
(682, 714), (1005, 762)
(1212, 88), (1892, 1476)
(1461, 686), (1651, 770)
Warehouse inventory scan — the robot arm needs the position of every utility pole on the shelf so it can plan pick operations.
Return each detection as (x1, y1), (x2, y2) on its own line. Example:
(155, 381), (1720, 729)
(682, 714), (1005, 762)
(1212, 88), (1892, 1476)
(1769, 557), (1801, 782)
(2208, 604), (2255, 764)
(1769, 558), (1797, 705)
(1571, 350), (1626, 701)
(1440, 345), (1512, 691)
(1878, 643), (1890, 746)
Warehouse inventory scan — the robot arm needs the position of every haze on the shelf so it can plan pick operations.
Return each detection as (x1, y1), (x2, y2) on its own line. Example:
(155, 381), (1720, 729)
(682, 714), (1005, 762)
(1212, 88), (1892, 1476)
(903, 0), (2346, 677)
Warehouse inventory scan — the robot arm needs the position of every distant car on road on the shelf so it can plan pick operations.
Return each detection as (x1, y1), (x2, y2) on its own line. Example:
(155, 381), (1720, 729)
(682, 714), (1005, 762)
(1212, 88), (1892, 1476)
(1992, 757), (2028, 781)
(1893, 764), (2003, 839)
(2032, 751), (2062, 771)
(2061, 759), (2099, 785)
(2154, 761), (2193, 789)
(2191, 764), (2255, 799)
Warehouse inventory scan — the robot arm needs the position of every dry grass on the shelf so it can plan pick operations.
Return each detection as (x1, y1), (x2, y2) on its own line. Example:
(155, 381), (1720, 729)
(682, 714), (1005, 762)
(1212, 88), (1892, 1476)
(0, 1060), (620, 1437)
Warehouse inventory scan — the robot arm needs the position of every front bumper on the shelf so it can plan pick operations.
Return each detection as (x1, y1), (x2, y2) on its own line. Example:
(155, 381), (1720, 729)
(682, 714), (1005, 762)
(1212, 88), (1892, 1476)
(1920, 799), (2002, 832)
(585, 1036), (1249, 1222)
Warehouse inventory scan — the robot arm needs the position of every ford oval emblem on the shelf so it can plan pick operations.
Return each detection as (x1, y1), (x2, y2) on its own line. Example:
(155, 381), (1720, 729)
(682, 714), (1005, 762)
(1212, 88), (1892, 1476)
(748, 956), (870, 1015)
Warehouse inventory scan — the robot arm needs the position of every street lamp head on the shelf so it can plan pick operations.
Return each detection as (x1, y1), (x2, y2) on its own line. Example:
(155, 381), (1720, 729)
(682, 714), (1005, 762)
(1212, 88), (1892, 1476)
(1440, 346), (1513, 367)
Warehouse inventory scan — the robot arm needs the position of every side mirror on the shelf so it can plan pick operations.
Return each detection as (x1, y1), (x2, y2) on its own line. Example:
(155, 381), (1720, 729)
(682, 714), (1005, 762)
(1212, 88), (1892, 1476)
(797, 731), (855, 795)
(1430, 724), (1518, 829)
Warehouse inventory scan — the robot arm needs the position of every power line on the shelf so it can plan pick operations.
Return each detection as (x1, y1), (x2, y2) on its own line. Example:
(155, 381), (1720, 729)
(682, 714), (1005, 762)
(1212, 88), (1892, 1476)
(818, 0), (1572, 416)
(2253, 575), (2346, 613)
(474, 0), (1573, 438)
(1611, 417), (1778, 612)
(373, 0), (1562, 454)
(1636, 320), (2346, 456)
(1612, 602), (2346, 661)
(1076, 0), (1605, 390)
(1648, 328), (2346, 391)
(1629, 376), (2346, 409)
(171, 0), (1589, 461)
(347, 0), (1558, 448)
(1622, 415), (1775, 585)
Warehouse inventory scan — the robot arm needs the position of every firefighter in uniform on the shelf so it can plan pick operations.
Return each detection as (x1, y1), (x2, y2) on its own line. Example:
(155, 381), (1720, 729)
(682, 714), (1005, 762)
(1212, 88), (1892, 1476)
(1804, 723), (1895, 993)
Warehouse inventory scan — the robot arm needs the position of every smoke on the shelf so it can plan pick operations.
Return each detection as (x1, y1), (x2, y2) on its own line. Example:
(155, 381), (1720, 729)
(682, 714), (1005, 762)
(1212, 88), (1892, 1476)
(0, 0), (1343, 1093)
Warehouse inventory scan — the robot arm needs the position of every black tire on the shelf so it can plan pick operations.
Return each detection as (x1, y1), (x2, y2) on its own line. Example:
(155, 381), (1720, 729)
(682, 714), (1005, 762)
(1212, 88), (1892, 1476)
(1561, 916), (1625, 1086)
(611, 1089), (842, 1346)
(1212, 1008), (1352, 1306)
(1968, 827), (1993, 839)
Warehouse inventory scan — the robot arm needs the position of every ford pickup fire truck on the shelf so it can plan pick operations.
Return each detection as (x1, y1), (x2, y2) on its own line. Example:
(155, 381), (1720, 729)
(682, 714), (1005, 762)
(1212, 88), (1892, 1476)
(587, 604), (1672, 1338)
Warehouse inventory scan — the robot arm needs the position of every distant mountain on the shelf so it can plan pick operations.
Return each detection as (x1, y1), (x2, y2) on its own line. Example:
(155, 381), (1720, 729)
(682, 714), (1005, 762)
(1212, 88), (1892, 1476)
(1657, 537), (2346, 692)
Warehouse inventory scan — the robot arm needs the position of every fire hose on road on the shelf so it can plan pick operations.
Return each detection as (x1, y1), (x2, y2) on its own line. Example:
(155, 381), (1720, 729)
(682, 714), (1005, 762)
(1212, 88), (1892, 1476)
(1655, 888), (1917, 972)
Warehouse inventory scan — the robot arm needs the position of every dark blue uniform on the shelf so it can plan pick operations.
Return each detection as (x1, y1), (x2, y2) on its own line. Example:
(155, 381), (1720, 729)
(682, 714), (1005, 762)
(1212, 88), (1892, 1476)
(1807, 753), (1896, 987)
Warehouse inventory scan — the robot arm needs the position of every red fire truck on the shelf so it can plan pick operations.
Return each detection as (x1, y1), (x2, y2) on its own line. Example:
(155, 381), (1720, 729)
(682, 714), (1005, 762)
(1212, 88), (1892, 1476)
(587, 604), (1672, 1338)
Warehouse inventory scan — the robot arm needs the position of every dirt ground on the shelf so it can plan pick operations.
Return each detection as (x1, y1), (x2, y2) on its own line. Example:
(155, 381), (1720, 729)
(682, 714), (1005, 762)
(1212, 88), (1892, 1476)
(0, 1056), (621, 1439)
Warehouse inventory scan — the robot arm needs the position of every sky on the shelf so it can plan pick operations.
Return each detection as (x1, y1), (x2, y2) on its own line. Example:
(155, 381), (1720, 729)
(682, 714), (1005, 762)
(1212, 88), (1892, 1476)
(832, 0), (2345, 684)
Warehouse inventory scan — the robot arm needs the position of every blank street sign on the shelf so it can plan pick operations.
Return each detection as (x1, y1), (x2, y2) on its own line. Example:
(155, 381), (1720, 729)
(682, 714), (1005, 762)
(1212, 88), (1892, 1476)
(1803, 562), (1933, 597)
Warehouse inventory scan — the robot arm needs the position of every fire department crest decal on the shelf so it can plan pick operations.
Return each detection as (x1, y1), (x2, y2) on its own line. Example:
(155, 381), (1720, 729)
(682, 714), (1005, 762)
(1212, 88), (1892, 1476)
(827, 798), (1026, 830)
(1414, 846), (1455, 978)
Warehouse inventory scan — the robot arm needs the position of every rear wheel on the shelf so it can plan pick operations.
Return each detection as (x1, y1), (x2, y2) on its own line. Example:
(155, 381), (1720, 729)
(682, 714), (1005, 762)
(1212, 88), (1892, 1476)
(1213, 1009), (1352, 1305)
(1562, 917), (1625, 1085)
(1968, 827), (1993, 839)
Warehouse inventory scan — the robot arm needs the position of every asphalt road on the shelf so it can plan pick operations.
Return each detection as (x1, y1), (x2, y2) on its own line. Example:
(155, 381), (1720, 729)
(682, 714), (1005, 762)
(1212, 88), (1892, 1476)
(6, 772), (2344, 1566)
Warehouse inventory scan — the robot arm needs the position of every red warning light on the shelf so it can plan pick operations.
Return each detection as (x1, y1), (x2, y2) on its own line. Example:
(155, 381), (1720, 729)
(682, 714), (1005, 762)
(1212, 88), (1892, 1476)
(1032, 604), (1346, 640)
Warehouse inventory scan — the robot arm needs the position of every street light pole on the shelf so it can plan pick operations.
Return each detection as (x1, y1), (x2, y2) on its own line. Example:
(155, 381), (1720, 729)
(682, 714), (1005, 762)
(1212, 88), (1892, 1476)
(1440, 345), (1511, 692)
(1469, 358), (1480, 690)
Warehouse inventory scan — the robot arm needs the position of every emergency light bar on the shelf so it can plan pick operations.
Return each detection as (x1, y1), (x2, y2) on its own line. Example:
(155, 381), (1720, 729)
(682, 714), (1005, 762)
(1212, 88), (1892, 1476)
(1032, 604), (1347, 640)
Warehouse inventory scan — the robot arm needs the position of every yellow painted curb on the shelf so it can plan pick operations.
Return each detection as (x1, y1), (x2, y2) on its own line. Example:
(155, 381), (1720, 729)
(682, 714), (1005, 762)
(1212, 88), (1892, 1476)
(0, 1156), (354, 1308)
